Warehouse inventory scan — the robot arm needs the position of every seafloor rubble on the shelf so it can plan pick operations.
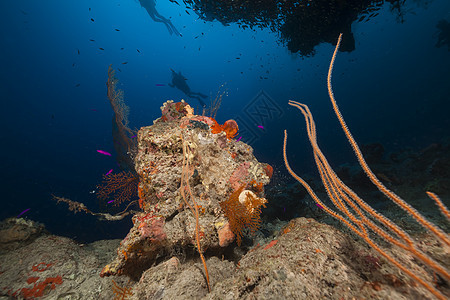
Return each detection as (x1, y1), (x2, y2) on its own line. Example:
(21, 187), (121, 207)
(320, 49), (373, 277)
(0, 216), (447, 299)
(0, 217), (121, 299)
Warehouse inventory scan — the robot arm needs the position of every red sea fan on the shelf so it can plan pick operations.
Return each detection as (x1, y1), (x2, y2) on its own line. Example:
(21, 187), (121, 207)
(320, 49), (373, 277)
(97, 171), (139, 206)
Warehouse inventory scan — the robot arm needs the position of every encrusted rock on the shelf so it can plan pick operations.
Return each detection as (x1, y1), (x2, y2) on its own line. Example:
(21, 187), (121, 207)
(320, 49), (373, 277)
(100, 100), (272, 279)
(0, 218), (45, 252)
(217, 222), (235, 247)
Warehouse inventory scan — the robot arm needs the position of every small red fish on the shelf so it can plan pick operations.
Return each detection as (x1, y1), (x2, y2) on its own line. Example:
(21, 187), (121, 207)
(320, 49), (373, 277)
(97, 150), (111, 156)
(264, 240), (278, 250)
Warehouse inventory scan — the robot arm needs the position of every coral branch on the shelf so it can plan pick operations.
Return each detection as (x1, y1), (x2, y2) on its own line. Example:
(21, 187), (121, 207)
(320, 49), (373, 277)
(53, 195), (136, 221)
(180, 134), (211, 292)
(107, 64), (137, 172)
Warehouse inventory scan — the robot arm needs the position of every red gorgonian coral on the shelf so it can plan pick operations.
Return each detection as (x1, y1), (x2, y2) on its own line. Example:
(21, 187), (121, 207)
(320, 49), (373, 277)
(97, 171), (139, 206)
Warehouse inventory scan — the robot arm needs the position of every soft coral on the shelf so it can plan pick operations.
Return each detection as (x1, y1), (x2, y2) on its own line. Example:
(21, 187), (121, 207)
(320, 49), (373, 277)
(210, 119), (239, 139)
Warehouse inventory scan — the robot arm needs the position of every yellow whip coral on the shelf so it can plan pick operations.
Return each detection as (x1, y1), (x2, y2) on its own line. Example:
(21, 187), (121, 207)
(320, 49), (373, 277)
(283, 33), (449, 300)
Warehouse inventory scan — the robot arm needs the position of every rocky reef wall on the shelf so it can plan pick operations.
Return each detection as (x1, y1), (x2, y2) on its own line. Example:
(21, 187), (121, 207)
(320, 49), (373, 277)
(100, 100), (272, 279)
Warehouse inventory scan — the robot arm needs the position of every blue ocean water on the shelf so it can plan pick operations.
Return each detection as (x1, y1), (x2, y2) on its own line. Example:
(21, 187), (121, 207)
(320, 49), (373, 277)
(0, 0), (449, 242)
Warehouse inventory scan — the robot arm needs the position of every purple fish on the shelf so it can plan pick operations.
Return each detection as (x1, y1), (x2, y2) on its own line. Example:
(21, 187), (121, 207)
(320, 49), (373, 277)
(131, 135), (137, 139)
(236, 136), (242, 142)
(17, 208), (31, 218)
(108, 200), (115, 204)
(97, 150), (111, 156)
(257, 125), (264, 129)
(105, 169), (113, 176)
(155, 84), (165, 86)
(90, 109), (97, 112)
(316, 203), (323, 210)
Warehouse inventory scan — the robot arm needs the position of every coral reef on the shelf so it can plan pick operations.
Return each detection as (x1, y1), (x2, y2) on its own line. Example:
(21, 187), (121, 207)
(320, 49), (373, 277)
(100, 100), (272, 280)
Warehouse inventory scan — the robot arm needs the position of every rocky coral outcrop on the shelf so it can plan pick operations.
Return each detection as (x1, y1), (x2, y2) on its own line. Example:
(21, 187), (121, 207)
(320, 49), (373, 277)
(100, 100), (272, 279)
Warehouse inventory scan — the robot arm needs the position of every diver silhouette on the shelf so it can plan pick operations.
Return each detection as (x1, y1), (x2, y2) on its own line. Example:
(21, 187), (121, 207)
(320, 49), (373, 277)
(169, 69), (208, 107)
(139, 0), (180, 36)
